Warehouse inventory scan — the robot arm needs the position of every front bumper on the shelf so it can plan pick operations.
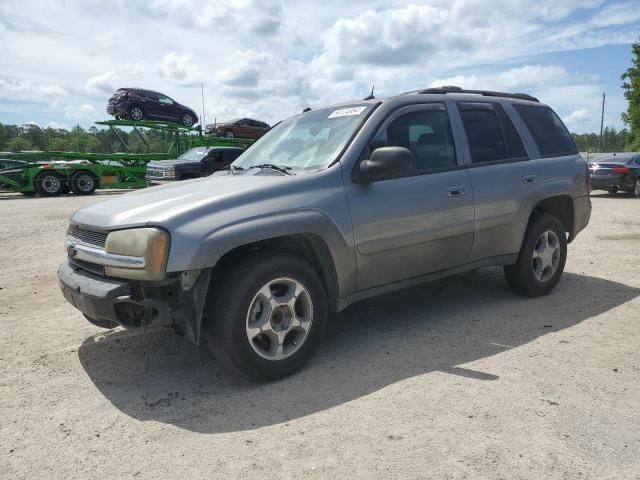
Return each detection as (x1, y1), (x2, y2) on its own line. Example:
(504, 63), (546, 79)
(58, 259), (172, 329)
(146, 177), (178, 186)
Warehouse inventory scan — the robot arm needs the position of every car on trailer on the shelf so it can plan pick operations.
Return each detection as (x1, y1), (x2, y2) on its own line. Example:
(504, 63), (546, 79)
(107, 88), (199, 127)
(206, 118), (270, 139)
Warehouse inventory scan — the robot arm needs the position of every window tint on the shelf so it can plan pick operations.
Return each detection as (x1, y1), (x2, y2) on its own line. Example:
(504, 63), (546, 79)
(370, 105), (456, 172)
(207, 152), (224, 163)
(158, 95), (173, 105)
(494, 104), (527, 158)
(513, 105), (578, 158)
(459, 105), (506, 163)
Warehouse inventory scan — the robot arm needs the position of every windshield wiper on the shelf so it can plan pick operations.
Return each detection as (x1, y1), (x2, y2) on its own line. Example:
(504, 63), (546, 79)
(246, 163), (294, 175)
(224, 165), (245, 175)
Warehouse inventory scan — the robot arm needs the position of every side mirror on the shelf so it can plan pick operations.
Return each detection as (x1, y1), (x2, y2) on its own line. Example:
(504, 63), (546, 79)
(358, 146), (413, 181)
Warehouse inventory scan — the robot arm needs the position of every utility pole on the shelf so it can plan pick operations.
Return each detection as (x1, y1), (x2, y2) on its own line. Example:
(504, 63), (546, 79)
(598, 92), (605, 152)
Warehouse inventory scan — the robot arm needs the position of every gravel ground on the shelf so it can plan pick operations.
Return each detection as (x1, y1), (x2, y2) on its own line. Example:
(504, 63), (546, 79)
(0, 190), (639, 480)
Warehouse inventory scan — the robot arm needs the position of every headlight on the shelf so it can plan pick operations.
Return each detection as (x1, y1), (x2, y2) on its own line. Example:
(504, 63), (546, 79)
(104, 228), (169, 281)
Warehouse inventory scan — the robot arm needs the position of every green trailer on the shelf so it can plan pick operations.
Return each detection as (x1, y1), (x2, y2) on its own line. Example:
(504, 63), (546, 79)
(0, 119), (253, 196)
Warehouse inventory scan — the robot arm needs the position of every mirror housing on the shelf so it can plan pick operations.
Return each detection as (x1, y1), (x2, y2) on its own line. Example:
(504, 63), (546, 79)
(358, 146), (413, 182)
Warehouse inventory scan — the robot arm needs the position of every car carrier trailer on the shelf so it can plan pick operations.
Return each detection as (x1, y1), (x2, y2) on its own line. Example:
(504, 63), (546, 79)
(0, 119), (253, 196)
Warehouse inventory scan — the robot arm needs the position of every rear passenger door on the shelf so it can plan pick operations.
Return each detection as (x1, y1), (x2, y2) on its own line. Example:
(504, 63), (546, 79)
(347, 103), (476, 290)
(453, 101), (544, 262)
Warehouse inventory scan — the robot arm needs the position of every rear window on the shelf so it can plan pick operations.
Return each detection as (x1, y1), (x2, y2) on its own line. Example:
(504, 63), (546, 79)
(513, 105), (578, 158)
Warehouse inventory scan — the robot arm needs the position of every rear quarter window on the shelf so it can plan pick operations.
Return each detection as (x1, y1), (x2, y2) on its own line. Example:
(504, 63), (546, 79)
(513, 104), (578, 158)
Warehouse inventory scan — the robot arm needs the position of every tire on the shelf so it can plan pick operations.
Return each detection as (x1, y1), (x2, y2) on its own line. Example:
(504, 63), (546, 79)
(504, 213), (567, 297)
(70, 171), (97, 195)
(181, 112), (195, 127)
(607, 186), (619, 195)
(205, 252), (328, 381)
(128, 105), (144, 121)
(224, 130), (235, 139)
(35, 172), (65, 197)
(627, 178), (640, 198)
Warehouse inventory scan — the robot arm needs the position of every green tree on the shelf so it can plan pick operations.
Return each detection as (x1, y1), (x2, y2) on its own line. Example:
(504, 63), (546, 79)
(6, 137), (33, 152)
(621, 38), (640, 150)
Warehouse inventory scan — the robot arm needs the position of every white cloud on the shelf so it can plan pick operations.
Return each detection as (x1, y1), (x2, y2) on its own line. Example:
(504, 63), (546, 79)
(86, 72), (118, 94)
(157, 52), (200, 86)
(64, 104), (98, 120)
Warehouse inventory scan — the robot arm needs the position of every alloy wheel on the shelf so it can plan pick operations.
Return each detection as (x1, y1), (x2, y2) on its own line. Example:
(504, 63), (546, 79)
(130, 107), (143, 121)
(245, 277), (313, 361)
(532, 230), (561, 282)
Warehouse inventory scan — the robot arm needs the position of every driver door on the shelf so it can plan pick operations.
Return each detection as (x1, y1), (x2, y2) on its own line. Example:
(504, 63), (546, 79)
(345, 103), (475, 290)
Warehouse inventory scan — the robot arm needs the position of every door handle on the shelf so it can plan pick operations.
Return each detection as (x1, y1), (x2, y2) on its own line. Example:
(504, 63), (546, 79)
(446, 185), (465, 197)
(522, 174), (538, 184)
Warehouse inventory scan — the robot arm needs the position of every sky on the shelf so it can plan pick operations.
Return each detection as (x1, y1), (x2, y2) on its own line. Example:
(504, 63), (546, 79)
(0, 0), (639, 134)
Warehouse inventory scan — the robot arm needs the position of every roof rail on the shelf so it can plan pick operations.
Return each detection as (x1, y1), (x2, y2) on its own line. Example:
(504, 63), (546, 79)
(415, 86), (539, 102)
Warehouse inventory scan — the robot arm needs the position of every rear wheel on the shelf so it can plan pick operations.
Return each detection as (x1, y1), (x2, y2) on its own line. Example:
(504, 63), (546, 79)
(627, 178), (640, 198)
(607, 186), (619, 194)
(205, 252), (327, 381)
(35, 172), (65, 197)
(128, 106), (144, 121)
(504, 213), (567, 297)
(224, 130), (235, 139)
(70, 171), (97, 195)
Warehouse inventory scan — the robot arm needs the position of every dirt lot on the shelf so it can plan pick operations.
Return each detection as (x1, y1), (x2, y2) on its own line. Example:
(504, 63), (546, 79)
(0, 190), (639, 480)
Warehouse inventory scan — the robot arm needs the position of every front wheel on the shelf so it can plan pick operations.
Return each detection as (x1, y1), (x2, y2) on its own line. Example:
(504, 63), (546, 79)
(205, 252), (327, 381)
(504, 213), (567, 297)
(224, 130), (235, 139)
(627, 178), (640, 198)
(181, 113), (195, 127)
(128, 106), (144, 121)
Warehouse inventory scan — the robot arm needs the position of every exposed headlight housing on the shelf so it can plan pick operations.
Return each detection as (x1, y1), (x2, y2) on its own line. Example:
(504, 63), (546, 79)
(104, 228), (170, 281)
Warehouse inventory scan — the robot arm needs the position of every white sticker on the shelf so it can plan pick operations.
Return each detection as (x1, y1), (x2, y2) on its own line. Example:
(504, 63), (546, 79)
(328, 106), (367, 119)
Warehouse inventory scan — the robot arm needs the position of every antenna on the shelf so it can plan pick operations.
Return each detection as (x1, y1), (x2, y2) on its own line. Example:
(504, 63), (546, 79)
(363, 84), (375, 100)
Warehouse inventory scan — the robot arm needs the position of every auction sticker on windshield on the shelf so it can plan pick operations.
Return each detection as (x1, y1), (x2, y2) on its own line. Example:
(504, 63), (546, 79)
(328, 106), (367, 118)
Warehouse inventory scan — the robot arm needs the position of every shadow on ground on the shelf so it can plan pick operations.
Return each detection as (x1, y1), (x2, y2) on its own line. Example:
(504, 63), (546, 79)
(78, 268), (638, 433)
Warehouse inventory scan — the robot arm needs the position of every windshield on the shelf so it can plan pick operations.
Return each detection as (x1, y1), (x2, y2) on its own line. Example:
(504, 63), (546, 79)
(232, 104), (374, 173)
(178, 147), (208, 161)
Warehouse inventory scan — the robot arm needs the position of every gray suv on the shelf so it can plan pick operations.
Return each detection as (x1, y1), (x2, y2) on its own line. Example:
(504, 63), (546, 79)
(58, 87), (591, 380)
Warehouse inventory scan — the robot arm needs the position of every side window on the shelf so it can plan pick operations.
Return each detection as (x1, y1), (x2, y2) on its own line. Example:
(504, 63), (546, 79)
(458, 102), (528, 164)
(225, 150), (242, 162)
(634, 156), (640, 166)
(158, 95), (173, 105)
(207, 151), (223, 163)
(513, 104), (578, 158)
(370, 105), (457, 172)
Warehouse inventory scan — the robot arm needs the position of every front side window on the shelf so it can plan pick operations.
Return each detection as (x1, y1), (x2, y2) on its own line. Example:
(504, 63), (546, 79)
(513, 104), (578, 158)
(232, 104), (374, 173)
(458, 103), (527, 164)
(368, 105), (457, 172)
(158, 95), (173, 105)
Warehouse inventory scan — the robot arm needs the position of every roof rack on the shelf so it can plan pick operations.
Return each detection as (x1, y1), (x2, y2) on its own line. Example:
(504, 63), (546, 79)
(414, 86), (539, 102)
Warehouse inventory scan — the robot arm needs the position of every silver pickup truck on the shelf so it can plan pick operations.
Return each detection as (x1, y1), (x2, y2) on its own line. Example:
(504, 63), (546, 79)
(58, 87), (591, 380)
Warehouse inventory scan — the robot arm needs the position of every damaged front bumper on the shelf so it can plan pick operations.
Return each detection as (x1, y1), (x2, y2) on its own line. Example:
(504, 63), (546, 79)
(57, 259), (210, 344)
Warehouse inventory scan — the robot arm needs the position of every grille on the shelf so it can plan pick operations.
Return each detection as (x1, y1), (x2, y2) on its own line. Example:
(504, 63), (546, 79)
(68, 224), (108, 248)
(146, 165), (174, 178)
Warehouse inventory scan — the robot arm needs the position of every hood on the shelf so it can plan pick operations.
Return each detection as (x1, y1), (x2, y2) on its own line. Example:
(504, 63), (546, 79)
(71, 173), (286, 230)
(148, 158), (199, 167)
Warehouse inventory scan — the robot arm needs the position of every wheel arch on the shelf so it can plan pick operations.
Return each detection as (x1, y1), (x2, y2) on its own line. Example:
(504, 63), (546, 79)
(527, 195), (575, 242)
(210, 233), (339, 304)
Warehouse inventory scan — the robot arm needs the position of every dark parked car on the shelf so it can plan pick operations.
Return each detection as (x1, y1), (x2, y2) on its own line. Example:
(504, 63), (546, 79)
(0, 159), (26, 170)
(589, 154), (640, 197)
(107, 88), (198, 127)
(146, 146), (244, 185)
(205, 118), (269, 139)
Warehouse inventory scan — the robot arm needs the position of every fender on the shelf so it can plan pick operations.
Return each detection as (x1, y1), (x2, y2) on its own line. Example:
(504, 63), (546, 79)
(177, 209), (357, 301)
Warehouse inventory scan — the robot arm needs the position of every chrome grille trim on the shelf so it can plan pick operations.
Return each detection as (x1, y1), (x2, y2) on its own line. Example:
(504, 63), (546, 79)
(68, 224), (108, 248)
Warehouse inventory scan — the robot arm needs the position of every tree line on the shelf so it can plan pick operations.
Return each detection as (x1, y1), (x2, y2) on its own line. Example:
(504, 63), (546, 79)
(0, 123), (173, 154)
